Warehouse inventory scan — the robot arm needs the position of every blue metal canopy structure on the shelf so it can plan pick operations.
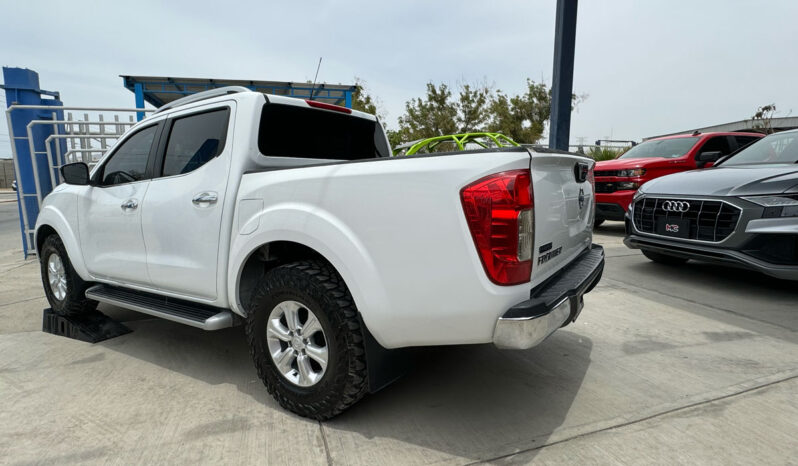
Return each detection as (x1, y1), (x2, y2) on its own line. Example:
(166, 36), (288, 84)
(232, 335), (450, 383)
(121, 75), (356, 120)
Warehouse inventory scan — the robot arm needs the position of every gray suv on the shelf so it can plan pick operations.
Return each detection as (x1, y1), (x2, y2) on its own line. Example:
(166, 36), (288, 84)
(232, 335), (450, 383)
(624, 129), (798, 280)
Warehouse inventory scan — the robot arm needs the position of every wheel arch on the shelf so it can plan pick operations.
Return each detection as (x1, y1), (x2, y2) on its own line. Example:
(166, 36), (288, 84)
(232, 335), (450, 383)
(229, 232), (389, 344)
(34, 206), (90, 280)
(235, 238), (406, 394)
(228, 202), (394, 348)
(235, 240), (331, 314)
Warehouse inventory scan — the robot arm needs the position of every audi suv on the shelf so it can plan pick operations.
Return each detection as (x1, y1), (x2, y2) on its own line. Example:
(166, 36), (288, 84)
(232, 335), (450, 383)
(624, 129), (798, 280)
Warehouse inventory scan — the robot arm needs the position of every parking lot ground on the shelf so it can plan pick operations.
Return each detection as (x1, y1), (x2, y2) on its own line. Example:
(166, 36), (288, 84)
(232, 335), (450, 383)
(0, 217), (796, 465)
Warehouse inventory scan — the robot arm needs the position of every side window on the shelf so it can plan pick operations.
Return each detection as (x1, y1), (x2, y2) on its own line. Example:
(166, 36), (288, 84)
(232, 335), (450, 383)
(101, 125), (157, 186)
(697, 136), (731, 156)
(162, 108), (229, 177)
(735, 135), (759, 149)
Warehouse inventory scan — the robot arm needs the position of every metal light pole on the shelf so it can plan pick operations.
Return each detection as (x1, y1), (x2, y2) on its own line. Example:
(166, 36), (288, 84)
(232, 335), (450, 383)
(548, 0), (578, 151)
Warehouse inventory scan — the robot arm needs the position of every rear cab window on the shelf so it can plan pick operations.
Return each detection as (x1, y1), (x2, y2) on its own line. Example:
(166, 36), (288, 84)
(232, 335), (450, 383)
(696, 136), (733, 156)
(258, 103), (390, 161)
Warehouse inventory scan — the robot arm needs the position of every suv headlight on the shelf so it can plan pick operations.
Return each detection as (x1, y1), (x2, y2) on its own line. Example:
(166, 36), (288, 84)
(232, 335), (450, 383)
(742, 195), (798, 218)
(617, 168), (646, 177)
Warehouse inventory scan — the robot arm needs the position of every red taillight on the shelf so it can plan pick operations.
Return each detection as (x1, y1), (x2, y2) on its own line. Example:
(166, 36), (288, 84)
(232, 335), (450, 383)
(460, 169), (534, 286)
(305, 100), (352, 113)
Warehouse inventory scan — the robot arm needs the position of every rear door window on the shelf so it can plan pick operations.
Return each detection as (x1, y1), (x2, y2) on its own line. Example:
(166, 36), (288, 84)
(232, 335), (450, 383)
(161, 108), (230, 177)
(258, 104), (389, 160)
(697, 136), (732, 156)
(734, 135), (760, 150)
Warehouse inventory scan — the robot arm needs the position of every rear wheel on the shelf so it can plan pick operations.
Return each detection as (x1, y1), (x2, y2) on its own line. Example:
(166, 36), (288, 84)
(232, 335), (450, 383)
(641, 248), (689, 265)
(594, 217), (605, 228)
(39, 234), (97, 316)
(245, 260), (368, 420)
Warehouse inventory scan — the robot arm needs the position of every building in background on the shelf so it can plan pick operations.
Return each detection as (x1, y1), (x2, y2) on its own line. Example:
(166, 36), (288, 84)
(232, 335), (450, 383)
(646, 117), (798, 140)
(121, 75), (357, 121)
(0, 159), (14, 189)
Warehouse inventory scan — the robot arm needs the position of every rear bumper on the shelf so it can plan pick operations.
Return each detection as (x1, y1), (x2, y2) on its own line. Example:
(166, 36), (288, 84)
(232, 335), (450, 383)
(493, 245), (604, 349)
(595, 190), (635, 220)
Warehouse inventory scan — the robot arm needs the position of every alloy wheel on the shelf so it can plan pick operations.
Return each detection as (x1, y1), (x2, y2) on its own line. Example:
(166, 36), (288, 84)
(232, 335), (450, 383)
(47, 253), (67, 301)
(266, 300), (329, 387)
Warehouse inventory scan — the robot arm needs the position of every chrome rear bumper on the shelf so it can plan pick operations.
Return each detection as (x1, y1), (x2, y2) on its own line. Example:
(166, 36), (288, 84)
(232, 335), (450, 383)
(493, 245), (604, 350)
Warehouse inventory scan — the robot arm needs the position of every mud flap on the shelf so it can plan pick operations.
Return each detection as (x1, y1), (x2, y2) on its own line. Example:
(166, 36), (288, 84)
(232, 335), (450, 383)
(357, 313), (416, 393)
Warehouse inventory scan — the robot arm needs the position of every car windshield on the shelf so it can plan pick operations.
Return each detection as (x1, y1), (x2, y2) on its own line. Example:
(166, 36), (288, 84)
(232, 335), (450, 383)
(721, 132), (798, 165)
(618, 137), (699, 159)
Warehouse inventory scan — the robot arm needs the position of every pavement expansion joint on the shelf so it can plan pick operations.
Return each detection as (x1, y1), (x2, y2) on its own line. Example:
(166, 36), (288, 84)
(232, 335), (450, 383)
(603, 276), (796, 333)
(319, 421), (334, 466)
(468, 369), (798, 465)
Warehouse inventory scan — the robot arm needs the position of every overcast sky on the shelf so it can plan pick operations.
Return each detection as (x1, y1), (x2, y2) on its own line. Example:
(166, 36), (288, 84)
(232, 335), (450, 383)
(2, 0), (797, 158)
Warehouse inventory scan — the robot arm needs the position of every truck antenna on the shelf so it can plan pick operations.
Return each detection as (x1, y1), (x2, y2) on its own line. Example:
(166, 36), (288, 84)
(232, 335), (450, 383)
(308, 57), (323, 101)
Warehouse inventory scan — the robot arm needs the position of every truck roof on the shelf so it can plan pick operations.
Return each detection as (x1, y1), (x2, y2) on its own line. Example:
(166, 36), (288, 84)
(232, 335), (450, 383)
(149, 86), (376, 122)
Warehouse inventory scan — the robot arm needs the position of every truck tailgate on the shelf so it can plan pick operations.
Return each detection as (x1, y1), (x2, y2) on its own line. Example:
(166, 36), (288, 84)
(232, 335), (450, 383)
(530, 152), (594, 287)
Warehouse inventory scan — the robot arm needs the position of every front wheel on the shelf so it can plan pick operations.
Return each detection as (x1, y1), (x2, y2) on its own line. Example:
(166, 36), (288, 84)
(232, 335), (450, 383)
(641, 248), (689, 265)
(245, 260), (368, 420)
(39, 234), (97, 316)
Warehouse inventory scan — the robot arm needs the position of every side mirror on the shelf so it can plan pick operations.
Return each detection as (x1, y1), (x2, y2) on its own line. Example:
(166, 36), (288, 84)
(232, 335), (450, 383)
(696, 150), (723, 163)
(60, 162), (90, 185)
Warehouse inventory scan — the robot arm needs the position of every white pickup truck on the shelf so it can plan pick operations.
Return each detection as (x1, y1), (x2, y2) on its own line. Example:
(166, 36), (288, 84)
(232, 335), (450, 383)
(35, 87), (604, 419)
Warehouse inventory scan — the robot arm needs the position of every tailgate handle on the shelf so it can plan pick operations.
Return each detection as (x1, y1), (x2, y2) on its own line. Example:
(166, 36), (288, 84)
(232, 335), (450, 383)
(574, 163), (589, 183)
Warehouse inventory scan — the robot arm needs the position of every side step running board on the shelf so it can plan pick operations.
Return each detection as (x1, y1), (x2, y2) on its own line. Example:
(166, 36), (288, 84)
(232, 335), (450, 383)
(85, 285), (235, 330)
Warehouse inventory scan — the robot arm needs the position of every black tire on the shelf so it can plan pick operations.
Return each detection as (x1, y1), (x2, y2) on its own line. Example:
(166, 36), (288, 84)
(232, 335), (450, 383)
(594, 217), (605, 228)
(39, 234), (97, 316)
(641, 248), (689, 265)
(245, 260), (368, 420)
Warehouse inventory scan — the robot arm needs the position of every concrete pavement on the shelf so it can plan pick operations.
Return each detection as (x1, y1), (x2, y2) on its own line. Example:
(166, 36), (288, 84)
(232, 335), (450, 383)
(0, 215), (796, 465)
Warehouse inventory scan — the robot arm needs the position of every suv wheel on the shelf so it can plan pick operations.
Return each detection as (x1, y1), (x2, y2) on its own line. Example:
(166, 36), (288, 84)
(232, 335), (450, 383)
(641, 248), (689, 265)
(39, 234), (97, 316)
(245, 260), (368, 420)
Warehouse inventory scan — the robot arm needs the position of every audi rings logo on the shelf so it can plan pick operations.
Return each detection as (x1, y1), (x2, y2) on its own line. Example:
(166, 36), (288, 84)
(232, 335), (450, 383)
(662, 200), (691, 212)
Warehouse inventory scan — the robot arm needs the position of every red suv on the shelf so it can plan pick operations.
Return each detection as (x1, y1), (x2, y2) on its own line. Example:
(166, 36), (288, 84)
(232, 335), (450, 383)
(593, 131), (763, 226)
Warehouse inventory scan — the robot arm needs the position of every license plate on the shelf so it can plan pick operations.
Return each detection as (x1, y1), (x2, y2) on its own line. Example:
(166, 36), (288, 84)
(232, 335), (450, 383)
(656, 217), (690, 238)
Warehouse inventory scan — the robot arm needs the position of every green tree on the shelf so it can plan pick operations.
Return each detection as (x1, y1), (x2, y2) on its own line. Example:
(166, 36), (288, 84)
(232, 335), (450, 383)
(394, 79), (584, 146)
(751, 104), (776, 134)
(456, 83), (492, 133)
(385, 129), (403, 149)
(487, 79), (555, 144)
(586, 146), (626, 161)
(351, 77), (383, 120)
(397, 82), (459, 141)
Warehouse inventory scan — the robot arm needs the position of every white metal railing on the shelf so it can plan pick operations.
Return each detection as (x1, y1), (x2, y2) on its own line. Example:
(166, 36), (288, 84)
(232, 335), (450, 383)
(5, 105), (154, 254)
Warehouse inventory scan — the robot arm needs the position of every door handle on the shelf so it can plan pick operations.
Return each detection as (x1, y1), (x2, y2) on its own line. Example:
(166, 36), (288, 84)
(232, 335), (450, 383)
(192, 192), (218, 206)
(120, 199), (138, 211)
